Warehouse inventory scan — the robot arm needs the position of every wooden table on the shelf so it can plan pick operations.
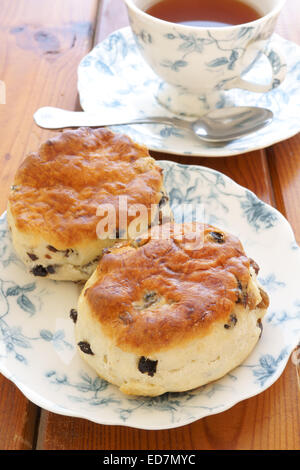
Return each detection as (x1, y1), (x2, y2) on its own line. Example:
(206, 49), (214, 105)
(0, 0), (299, 451)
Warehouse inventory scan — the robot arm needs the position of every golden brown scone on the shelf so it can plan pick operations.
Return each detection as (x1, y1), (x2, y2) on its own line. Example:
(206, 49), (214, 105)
(75, 222), (269, 396)
(7, 127), (171, 281)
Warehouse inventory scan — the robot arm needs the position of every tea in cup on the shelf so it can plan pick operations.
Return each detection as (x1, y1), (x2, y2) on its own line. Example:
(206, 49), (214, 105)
(124, 0), (287, 115)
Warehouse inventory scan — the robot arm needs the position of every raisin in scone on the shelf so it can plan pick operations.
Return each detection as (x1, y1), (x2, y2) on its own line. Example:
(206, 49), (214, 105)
(7, 127), (171, 281)
(75, 222), (269, 396)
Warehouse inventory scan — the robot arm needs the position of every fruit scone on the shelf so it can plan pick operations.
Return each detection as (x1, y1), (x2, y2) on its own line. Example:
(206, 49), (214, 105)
(7, 127), (171, 281)
(74, 222), (269, 396)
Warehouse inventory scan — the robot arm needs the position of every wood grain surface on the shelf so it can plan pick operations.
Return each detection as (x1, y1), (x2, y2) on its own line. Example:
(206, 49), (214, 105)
(0, 0), (299, 450)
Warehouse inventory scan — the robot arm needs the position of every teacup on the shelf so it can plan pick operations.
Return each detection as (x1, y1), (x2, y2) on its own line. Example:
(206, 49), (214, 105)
(124, 0), (287, 116)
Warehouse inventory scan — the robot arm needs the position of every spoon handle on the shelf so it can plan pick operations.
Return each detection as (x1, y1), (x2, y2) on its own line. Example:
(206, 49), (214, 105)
(33, 106), (186, 130)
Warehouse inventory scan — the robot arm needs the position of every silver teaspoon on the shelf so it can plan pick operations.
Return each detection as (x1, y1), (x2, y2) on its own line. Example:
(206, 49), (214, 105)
(34, 106), (273, 143)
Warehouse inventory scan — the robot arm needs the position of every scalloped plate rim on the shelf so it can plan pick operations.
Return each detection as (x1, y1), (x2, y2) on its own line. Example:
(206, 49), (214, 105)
(0, 352), (294, 431)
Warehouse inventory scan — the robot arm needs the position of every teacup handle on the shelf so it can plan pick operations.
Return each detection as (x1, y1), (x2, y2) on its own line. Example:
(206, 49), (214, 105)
(234, 40), (287, 93)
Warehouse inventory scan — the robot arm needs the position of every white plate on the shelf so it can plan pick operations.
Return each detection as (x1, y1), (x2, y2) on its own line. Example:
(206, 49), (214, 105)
(0, 161), (300, 430)
(77, 27), (300, 157)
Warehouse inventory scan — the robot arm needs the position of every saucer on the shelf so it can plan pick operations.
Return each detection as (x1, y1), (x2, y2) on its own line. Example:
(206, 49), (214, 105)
(78, 27), (300, 157)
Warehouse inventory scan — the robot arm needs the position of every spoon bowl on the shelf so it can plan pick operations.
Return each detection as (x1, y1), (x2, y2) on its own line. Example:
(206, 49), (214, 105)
(34, 106), (273, 143)
(191, 107), (273, 142)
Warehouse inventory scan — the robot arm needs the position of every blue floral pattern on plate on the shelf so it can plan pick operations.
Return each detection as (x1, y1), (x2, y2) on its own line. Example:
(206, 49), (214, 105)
(77, 27), (300, 157)
(0, 162), (299, 429)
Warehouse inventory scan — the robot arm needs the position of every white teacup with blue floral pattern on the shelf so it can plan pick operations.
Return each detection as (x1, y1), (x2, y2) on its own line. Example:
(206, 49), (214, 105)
(124, 0), (287, 116)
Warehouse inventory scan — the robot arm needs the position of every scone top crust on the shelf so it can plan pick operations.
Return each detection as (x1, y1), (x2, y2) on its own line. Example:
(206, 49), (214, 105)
(8, 128), (163, 249)
(85, 222), (255, 355)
